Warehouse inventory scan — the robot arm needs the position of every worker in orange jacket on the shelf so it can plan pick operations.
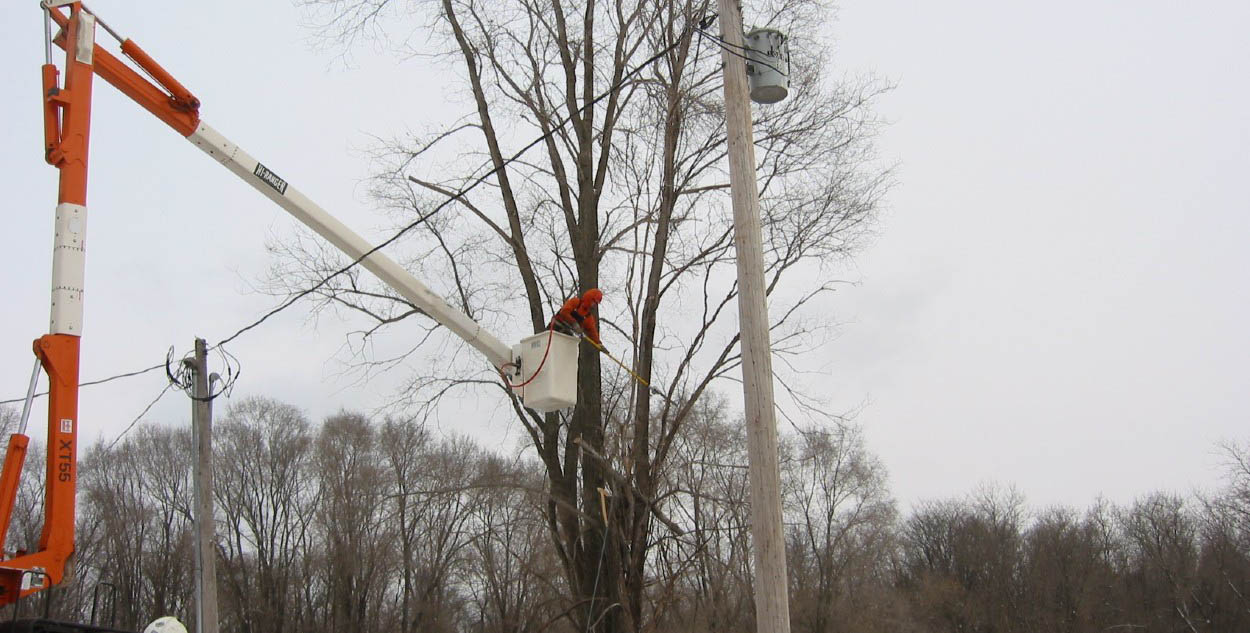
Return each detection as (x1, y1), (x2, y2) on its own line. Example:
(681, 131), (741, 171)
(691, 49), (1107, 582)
(551, 288), (604, 348)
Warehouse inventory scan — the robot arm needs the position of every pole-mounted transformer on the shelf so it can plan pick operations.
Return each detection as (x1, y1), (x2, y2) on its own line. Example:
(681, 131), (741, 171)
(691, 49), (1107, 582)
(745, 27), (790, 104)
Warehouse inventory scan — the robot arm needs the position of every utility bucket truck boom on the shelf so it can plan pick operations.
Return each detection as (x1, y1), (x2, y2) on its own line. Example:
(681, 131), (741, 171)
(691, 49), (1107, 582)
(0, 3), (578, 626)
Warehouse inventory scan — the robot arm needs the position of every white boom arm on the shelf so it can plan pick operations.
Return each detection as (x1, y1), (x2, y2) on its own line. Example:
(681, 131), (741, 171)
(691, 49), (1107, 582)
(187, 122), (514, 369)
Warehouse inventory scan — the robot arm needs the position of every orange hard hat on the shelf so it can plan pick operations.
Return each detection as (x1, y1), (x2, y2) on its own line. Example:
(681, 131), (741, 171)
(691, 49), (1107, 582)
(584, 288), (603, 304)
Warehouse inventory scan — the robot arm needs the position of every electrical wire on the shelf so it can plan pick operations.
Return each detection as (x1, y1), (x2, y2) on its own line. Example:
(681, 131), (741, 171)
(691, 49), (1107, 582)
(210, 13), (710, 352)
(2, 13), (712, 409)
(165, 344), (241, 403)
(214, 345), (241, 398)
(105, 382), (174, 450)
(0, 343), (237, 409)
(0, 362), (165, 407)
(695, 28), (789, 77)
(165, 346), (193, 392)
(106, 341), (242, 447)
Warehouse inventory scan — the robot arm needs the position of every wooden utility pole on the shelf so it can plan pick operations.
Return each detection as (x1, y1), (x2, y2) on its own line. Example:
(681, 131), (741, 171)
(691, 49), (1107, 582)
(714, 2), (793, 633)
(189, 338), (220, 633)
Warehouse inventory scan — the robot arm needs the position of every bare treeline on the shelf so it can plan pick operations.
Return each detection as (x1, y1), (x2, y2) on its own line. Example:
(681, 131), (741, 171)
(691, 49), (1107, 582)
(2, 401), (1247, 633)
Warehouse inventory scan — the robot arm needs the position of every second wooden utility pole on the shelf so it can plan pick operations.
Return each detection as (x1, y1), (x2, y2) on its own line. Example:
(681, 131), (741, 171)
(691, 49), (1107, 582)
(188, 338), (220, 633)
(714, 2), (793, 633)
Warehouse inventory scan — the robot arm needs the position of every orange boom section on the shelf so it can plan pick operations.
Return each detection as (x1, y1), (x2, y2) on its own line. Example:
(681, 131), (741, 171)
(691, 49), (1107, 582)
(0, 0), (209, 605)
(0, 3), (96, 604)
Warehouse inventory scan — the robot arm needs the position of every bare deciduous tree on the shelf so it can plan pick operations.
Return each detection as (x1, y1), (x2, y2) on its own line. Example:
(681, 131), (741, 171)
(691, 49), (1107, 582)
(214, 397), (318, 633)
(315, 412), (395, 632)
(14, 399), (1250, 633)
(274, 2), (888, 630)
(1121, 493), (1204, 633)
(72, 428), (194, 630)
(464, 456), (559, 633)
(783, 423), (894, 633)
(652, 397), (755, 633)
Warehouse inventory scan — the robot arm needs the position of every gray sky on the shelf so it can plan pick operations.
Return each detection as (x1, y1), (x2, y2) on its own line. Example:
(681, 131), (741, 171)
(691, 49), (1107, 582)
(828, 0), (1250, 508)
(1, 0), (1246, 511)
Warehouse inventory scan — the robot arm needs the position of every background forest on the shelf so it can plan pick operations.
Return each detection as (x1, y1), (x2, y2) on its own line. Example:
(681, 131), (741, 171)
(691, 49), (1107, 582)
(1, 401), (1246, 633)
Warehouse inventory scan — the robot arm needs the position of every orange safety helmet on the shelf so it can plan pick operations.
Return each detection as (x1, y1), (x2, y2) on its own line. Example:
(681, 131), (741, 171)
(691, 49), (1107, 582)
(582, 288), (603, 306)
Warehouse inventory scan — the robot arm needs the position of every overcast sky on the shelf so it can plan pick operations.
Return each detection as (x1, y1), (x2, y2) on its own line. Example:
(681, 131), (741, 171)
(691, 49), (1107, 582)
(1, 0), (1246, 512)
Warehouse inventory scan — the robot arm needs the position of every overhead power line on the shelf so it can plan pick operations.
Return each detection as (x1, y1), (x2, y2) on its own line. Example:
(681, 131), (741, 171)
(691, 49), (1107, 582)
(0, 362), (165, 406)
(105, 382), (175, 450)
(2, 13), (714, 408)
(210, 13), (710, 351)
(694, 28), (789, 77)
